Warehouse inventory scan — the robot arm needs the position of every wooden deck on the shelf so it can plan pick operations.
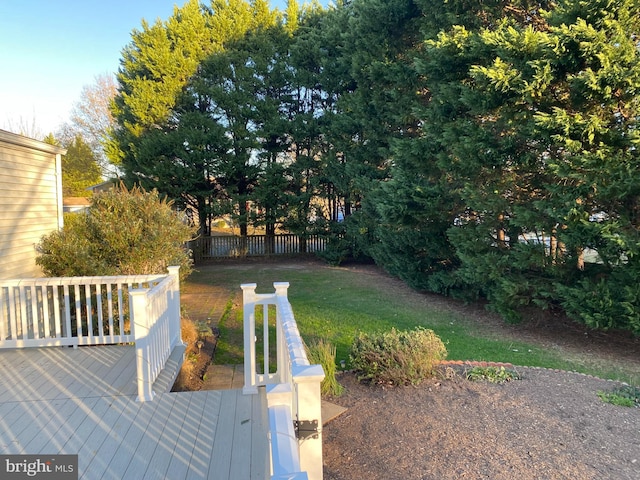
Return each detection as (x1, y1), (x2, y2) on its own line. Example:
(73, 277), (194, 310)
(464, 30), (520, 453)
(0, 346), (269, 479)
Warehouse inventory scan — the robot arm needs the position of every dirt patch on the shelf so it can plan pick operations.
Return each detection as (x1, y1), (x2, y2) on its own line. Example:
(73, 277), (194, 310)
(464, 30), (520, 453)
(171, 333), (217, 392)
(324, 369), (640, 480)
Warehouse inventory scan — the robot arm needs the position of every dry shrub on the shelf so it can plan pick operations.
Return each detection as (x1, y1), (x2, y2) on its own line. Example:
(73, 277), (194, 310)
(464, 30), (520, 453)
(173, 359), (196, 391)
(173, 317), (200, 391)
(181, 316), (199, 347)
(350, 327), (447, 386)
(306, 339), (344, 397)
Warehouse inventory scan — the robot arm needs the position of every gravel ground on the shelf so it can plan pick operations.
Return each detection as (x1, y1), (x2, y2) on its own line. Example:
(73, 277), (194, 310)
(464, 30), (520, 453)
(323, 368), (640, 480)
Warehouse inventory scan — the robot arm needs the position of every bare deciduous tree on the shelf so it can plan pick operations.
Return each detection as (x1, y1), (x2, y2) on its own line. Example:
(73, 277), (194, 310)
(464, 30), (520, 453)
(58, 73), (118, 176)
(1, 114), (44, 140)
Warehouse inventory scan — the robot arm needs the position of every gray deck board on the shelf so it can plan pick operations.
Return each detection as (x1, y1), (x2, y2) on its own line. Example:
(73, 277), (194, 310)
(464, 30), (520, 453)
(185, 391), (223, 480)
(144, 393), (191, 479)
(229, 390), (254, 480)
(0, 346), (269, 480)
(114, 397), (171, 479)
(165, 392), (207, 479)
(208, 389), (238, 478)
(250, 385), (270, 479)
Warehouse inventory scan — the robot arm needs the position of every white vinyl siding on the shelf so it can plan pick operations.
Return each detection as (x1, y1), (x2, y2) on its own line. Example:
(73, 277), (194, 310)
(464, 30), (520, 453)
(0, 130), (65, 279)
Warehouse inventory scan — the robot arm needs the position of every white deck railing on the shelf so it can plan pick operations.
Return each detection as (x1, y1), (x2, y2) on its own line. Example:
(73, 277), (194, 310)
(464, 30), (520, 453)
(0, 267), (183, 402)
(241, 282), (325, 480)
(130, 266), (183, 401)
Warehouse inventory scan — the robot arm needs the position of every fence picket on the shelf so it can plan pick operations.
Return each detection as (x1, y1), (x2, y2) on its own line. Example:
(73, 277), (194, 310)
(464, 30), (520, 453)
(86, 284), (94, 340)
(30, 286), (40, 339)
(0, 287), (7, 341)
(63, 285), (72, 340)
(118, 285), (126, 335)
(107, 284), (114, 337)
(52, 285), (62, 338)
(8, 287), (18, 341)
(74, 284), (82, 339)
(18, 285), (29, 340)
(95, 285), (104, 340)
(41, 286), (51, 339)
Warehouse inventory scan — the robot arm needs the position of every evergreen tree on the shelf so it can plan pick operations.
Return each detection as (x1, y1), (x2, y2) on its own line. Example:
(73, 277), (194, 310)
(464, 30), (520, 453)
(110, 0), (279, 235)
(100, 0), (640, 334)
(109, 0), (270, 168)
(323, 0), (431, 264)
(282, 7), (336, 242)
(284, 0), (300, 35)
(61, 136), (103, 197)
(246, 28), (295, 248)
(407, 0), (640, 330)
(133, 99), (229, 235)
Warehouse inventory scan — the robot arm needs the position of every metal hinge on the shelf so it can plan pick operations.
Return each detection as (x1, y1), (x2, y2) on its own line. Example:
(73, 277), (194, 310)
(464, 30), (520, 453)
(294, 419), (319, 440)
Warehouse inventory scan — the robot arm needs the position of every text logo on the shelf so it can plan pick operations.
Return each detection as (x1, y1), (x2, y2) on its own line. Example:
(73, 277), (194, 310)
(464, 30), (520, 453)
(0, 455), (77, 479)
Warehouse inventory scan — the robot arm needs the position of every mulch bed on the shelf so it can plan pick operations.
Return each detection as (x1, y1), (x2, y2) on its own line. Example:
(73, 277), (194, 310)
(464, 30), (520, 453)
(323, 368), (640, 480)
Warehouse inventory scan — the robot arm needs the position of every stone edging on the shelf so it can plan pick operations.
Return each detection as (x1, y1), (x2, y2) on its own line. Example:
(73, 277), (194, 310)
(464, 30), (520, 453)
(337, 361), (630, 385)
(439, 360), (514, 368)
(438, 360), (630, 385)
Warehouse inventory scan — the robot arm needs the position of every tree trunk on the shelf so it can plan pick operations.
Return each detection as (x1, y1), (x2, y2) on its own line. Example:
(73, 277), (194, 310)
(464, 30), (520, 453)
(550, 228), (558, 264)
(497, 214), (506, 249)
(577, 248), (585, 271)
(266, 221), (276, 255)
(197, 196), (209, 236)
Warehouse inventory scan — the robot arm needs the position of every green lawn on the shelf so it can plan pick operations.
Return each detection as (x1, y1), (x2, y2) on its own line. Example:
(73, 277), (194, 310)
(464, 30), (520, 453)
(186, 261), (640, 385)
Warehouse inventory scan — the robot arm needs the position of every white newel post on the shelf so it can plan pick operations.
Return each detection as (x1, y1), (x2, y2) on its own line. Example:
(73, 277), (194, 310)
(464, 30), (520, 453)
(242, 283), (259, 395)
(130, 288), (154, 402)
(293, 364), (325, 480)
(166, 266), (183, 348)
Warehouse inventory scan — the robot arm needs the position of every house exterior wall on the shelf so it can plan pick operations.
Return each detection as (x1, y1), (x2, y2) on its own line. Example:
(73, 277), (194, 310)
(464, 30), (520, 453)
(0, 129), (66, 279)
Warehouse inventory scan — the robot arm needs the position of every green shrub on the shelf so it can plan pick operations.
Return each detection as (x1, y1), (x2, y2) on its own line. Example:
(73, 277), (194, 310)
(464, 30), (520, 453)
(557, 272), (640, 336)
(597, 385), (640, 408)
(34, 213), (95, 277)
(37, 184), (196, 279)
(350, 327), (447, 385)
(306, 339), (344, 397)
(466, 366), (520, 384)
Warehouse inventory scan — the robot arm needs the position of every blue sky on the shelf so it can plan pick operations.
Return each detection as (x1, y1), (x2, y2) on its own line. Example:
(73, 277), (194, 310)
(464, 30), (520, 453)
(0, 0), (329, 137)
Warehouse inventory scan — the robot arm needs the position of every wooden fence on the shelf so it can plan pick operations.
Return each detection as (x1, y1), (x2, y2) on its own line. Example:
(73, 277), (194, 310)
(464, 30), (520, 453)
(190, 234), (326, 262)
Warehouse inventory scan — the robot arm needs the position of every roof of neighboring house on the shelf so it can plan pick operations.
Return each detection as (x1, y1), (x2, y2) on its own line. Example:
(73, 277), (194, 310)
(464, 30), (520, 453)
(0, 129), (67, 155)
(63, 197), (91, 207)
(87, 179), (119, 193)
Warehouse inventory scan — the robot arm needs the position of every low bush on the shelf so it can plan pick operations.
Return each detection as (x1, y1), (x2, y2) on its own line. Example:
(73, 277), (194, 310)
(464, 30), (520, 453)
(350, 327), (447, 385)
(306, 339), (344, 397)
(466, 366), (520, 384)
(597, 385), (640, 408)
